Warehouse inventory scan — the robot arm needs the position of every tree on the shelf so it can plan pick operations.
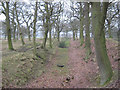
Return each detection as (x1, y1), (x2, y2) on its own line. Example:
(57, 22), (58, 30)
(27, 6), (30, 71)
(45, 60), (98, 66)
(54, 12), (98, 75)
(33, 1), (38, 56)
(21, 3), (33, 41)
(106, 2), (119, 38)
(42, 2), (49, 49)
(6, 2), (14, 50)
(84, 2), (91, 57)
(11, 3), (16, 42)
(15, 2), (25, 45)
(92, 2), (113, 85)
(80, 3), (84, 46)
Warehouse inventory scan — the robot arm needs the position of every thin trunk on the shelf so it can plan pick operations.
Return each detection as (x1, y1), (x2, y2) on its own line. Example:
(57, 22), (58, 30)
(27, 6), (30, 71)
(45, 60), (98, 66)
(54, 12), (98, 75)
(75, 30), (78, 39)
(13, 23), (16, 42)
(12, 5), (16, 42)
(92, 2), (113, 85)
(16, 28), (19, 40)
(73, 30), (75, 41)
(33, 1), (38, 55)
(6, 2), (14, 50)
(84, 2), (91, 56)
(80, 17), (84, 46)
(49, 28), (52, 48)
(42, 2), (49, 49)
(15, 2), (25, 45)
(26, 23), (31, 41)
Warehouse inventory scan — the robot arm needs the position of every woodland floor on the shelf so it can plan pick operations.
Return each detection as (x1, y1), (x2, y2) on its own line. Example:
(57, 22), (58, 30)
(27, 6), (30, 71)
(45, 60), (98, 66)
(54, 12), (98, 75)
(21, 39), (119, 88)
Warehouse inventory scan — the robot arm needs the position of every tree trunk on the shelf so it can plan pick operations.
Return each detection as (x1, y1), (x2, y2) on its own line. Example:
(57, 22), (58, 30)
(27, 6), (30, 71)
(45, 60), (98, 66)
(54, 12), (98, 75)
(27, 24), (31, 41)
(6, 2), (14, 50)
(57, 31), (60, 42)
(80, 17), (84, 46)
(12, 5), (16, 42)
(43, 29), (48, 48)
(84, 2), (91, 56)
(75, 30), (78, 40)
(33, 1), (38, 56)
(92, 2), (113, 85)
(73, 30), (75, 41)
(15, 2), (25, 45)
(49, 28), (52, 48)
(13, 23), (16, 42)
(42, 2), (49, 49)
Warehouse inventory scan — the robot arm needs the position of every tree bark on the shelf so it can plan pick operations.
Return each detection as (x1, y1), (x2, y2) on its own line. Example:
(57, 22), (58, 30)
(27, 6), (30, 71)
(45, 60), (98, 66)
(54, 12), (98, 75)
(84, 2), (91, 56)
(6, 2), (14, 50)
(92, 2), (113, 85)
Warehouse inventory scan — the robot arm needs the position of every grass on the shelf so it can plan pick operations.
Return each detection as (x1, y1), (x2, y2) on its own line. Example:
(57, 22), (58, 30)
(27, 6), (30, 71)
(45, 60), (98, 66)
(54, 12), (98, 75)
(2, 39), (54, 87)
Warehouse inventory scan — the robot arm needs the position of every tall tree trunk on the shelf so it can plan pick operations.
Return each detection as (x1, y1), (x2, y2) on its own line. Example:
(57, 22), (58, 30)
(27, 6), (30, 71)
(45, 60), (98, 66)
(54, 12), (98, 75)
(12, 5), (16, 42)
(15, 2), (25, 45)
(84, 2), (91, 56)
(42, 2), (49, 49)
(80, 17), (84, 46)
(6, 2), (14, 50)
(33, 1), (38, 56)
(92, 2), (113, 85)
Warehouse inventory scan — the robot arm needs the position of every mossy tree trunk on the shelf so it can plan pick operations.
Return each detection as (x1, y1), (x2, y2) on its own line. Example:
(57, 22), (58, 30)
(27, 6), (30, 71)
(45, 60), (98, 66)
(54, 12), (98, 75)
(79, 4), (84, 46)
(33, 1), (38, 56)
(15, 2), (25, 46)
(92, 2), (113, 85)
(84, 2), (91, 56)
(6, 2), (14, 50)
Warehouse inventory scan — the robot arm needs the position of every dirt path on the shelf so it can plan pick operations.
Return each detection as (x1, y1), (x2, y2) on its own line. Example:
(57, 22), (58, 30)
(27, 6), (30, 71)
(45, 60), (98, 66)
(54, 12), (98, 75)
(67, 40), (98, 88)
(24, 40), (119, 88)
